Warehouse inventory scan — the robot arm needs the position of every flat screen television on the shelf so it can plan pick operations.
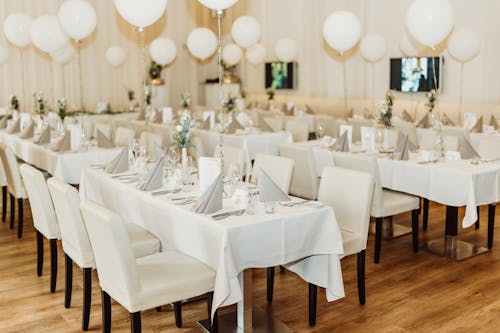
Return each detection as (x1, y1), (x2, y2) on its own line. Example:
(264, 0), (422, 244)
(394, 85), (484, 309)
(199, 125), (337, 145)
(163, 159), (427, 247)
(265, 62), (296, 89)
(390, 57), (442, 92)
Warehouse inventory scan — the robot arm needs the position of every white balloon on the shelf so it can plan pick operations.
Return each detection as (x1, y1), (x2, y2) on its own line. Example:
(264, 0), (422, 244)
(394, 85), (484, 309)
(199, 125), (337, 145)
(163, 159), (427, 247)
(30, 15), (69, 53)
(222, 44), (242, 66)
(58, 0), (97, 41)
(323, 11), (362, 53)
(360, 34), (387, 63)
(149, 37), (177, 66)
(114, 0), (167, 28)
(231, 16), (261, 49)
(187, 28), (217, 61)
(51, 43), (76, 65)
(0, 46), (8, 65)
(105, 46), (126, 67)
(447, 29), (480, 63)
(3, 13), (32, 48)
(406, 0), (454, 48)
(197, 0), (239, 11)
(246, 44), (266, 65)
(275, 38), (297, 62)
(400, 30), (422, 56)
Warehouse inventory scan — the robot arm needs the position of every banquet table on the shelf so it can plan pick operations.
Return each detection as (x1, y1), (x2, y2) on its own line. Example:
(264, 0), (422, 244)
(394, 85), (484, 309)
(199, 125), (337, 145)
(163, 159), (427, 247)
(80, 167), (345, 330)
(416, 127), (500, 150)
(0, 130), (122, 184)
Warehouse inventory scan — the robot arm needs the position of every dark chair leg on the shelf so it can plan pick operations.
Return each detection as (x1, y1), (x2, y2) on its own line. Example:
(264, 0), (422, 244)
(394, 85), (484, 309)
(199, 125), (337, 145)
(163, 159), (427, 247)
(423, 198), (429, 231)
(64, 254), (73, 308)
(101, 290), (111, 333)
(155, 306), (162, 312)
(308, 283), (317, 327)
(357, 250), (366, 305)
(2, 186), (6, 222)
(174, 301), (182, 328)
(130, 312), (141, 333)
(374, 217), (383, 264)
(17, 198), (23, 238)
(50, 239), (57, 293)
(412, 209), (419, 253)
(488, 204), (496, 249)
(36, 231), (43, 276)
(266, 267), (275, 303)
(207, 292), (218, 333)
(9, 194), (14, 229)
(83, 268), (92, 331)
(475, 206), (480, 229)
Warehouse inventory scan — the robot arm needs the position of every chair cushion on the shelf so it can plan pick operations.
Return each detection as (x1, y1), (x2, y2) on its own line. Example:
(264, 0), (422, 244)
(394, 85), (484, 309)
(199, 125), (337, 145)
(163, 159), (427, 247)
(341, 229), (363, 257)
(372, 189), (420, 218)
(125, 224), (161, 258)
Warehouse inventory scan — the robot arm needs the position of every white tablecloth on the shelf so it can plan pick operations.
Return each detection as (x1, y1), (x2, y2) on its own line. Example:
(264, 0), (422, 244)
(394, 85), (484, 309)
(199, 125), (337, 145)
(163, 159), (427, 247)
(0, 130), (121, 184)
(80, 167), (345, 317)
(416, 128), (500, 150)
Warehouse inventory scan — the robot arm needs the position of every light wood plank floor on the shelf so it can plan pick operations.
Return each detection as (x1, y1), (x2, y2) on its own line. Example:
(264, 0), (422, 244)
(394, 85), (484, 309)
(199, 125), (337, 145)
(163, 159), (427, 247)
(0, 200), (499, 332)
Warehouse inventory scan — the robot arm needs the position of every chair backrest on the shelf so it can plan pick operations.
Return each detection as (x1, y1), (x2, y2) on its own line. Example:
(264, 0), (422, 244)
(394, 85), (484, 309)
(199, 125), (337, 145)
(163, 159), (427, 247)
(189, 135), (206, 162)
(347, 118), (374, 143)
(441, 126), (470, 150)
(313, 116), (339, 138)
(150, 123), (172, 147)
(333, 152), (382, 215)
(114, 127), (135, 147)
(213, 145), (246, 178)
(94, 123), (112, 140)
(252, 153), (294, 194)
(19, 164), (60, 239)
(285, 119), (309, 142)
(47, 177), (95, 268)
(279, 144), (318, 200)
(0, 143), (26, 198)
(385, 129), (399, 149)
(263, 117), (283, 132)
(139, 131), (162, 160)
(80, 200), (141, 297)
(318, 167), (374, 253)
(418, 130), (436, 150)
(394, 123), (418, 146)
(478, 139), (500, 160)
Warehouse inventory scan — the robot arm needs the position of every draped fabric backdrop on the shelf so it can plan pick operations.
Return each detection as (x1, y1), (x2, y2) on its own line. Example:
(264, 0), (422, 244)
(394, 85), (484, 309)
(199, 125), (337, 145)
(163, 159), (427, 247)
(1, 0), (499, 113)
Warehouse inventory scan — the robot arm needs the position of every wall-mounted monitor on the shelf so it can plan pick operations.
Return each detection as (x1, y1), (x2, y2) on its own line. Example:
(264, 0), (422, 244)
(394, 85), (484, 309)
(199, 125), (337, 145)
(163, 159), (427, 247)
(265, 62), (297, 90)
(390, 57), (442, 92)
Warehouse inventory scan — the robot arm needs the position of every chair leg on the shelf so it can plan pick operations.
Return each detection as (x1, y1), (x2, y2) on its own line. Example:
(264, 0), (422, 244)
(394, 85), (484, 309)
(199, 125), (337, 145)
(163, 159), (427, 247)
(174, 301), (182, 328)
(308, 283), (317, 327)
(374, 217), (383, 264)
(488, 204), (496, 249)
(266, 267), (275, 303)
(9, 194), (14, 230)
(83, 268), (92, 331)
(357, 250), (366, 305)
(2, 186), (6, 222)
(155, 306), (162, 312)
(423, 198), (429, 231)
(64, 254), (73, 308)
(17, 198), (23, 238)
(207, 292), (219, 333)
(475, 206), (480, 229)
(412, 209), (419, 253)
(101, 290), (111, 333)
(50, 239), (57, 293)
(36, 231), (43, 276)
(130, 312), (141, 333)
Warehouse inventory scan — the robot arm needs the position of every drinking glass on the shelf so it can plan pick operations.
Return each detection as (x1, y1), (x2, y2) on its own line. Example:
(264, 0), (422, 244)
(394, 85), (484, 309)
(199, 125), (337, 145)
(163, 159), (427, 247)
(316, 123), (325, 139)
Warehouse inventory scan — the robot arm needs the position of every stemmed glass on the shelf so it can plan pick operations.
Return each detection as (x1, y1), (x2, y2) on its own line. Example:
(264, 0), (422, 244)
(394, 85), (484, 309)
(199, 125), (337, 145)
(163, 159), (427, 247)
(316, 123), (325, 139)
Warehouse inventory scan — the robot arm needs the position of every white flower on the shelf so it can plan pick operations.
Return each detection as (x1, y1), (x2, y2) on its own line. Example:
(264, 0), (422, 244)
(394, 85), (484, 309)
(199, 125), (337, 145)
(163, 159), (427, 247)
(176, 125), (182, 132)
(380, 109), (387, 115)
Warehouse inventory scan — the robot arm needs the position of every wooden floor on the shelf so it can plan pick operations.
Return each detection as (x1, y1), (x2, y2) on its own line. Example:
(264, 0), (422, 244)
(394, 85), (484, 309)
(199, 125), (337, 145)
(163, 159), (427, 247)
(1, 200), (500, 333)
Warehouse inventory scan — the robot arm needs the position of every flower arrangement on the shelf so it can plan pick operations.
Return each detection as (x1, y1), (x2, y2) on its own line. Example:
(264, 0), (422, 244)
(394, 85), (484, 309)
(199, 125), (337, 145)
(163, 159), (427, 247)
(127, 90), (135, 102)
(180, 93), (191, 109)
(144, 86), (152, 106)
(224, 94), (236, 113)
(425, 89), (437, 113)
(266, 89), (275, 101)
(33, 91), (46, 115)
(57, 97), (68, 121)
(378, 90), (395, 128)
(171, 110), (197, 150)
(9, 95), (19, 112)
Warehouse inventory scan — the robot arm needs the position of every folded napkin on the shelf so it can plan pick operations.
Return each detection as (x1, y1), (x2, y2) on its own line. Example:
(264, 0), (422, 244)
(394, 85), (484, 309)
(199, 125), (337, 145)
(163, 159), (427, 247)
(198, 116), (211, 130)
(347, 108), (354, 119)
(441, 113), (455, 126)
(394, 132), (415, 161)
(138, 153), (165, 191)
(136, 108), (145, 121)
(19, 122), (34, 139)
(460, 135), (480, 159)
(304, 104), (314, 115)
(199, 157), (221, 191)
(258, 168), (291, 202)
(151, 111), (162, 124)
(96, 129), (114, 148)
(331, 131), (350, 152)
(471, 116), (483, 133)
(194, 173), (223, 214)
(105, 147), (129, 174)
(402, 110), (414, 123)
(35, 126), (51, 145)
(364, 111), (375, 120)
(416, 113), (430, 129)
(0, 117), (7, 130)
(6, 118), (20, 134)
(225, 119), (244, 134)
(490, 115), (498, 130)
(51, 130), (71, 152)
(260, 118), (275, 133)
(280, 103), (287, 114)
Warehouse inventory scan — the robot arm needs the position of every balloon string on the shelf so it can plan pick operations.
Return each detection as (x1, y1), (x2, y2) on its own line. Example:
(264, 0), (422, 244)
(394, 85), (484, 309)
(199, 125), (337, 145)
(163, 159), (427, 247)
(139, 28), (150, 150)
(77, 40), (84, 112)
(217, 10), (224, 172)
(459, 63), (464, 125)
(50, 60), (55, 111)
(342, 60), (348, 113)
(372, 63), (375, 113)
(20, 50), (27, 112)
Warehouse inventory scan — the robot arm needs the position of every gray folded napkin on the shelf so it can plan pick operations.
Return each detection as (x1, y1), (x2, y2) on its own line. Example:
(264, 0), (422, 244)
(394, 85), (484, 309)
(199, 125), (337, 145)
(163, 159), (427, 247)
(441, 113), (455, 126)
(304, 104), (314, 115)
(394, 132), (414, 161)
(19, 122), (34, 139)
(416, 113), (430, 128)
(35, 126), (51, 145)
(260, 118), (274, 132)
(199, 117), (211, 130)
(331, 131), (349, 152)
(347, 108), (354, 118)
(226, 119), (244, 134)
(471, 116), (483, 133)
(490, 115), (498, 130)
(258, 168), (291, 202)
(96, 129), (114, 148)
(194, 173), (223, 214)
(364, 110), (375, 120)
(51, 130), (71, 152)
(402, 110), (414, 123)
(105, 147), (129, 174)
(6, 118), (20, 134)
(460, 135), (480, 159)
(0, 117), (7, 130)
(138, 153), (165, 191)
(136, 108), (145, 121)
(151, 111), (162, 124)
(281, 103), (287, 114)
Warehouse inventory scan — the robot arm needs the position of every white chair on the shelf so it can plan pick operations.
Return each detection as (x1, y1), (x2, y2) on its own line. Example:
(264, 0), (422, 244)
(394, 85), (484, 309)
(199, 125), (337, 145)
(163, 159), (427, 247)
(114, 127), (136, 147)
(80, 200), (218, 333)
(189, 135), (206, 163)
(213, 146), (246, 179)
(139, 131), (162, 160)
(94, 123), (113, 141)
(313, 116), (339, 138)
(262, 117), (283, 132)
(279, 144), (318, 200)
(150, 123), (172, 147)
(0, 143), (27, 238)
(394, 123), (418, 146)
(347, 118), (374, 143)
(285, 119), (309, 142)
(252, 153), (294, 193)
(334, 153), (420, 263)
(19, 164), (61, 293)
(47, 177), (161, 331)
(479, 139), (500, 160)
(418, 130), (436, 150)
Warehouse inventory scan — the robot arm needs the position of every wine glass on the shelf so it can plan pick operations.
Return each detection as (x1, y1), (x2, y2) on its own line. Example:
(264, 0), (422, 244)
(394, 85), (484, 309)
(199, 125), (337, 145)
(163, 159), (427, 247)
(316, 123), (325, 139)
(168, 147), (180, 169)
(230, 162), (242, 183)
(375, 126), (385, 152)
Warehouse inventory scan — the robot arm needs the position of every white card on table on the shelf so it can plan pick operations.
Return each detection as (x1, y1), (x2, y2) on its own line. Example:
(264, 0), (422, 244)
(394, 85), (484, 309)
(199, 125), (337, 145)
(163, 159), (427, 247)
(68, 124), (82, 150)
(203, 111), (215, 130)
(162, 107), (173, 124)
(360, 126), (376, 153)
(198, 157), (221, 192)
(445, 151), (461, 161)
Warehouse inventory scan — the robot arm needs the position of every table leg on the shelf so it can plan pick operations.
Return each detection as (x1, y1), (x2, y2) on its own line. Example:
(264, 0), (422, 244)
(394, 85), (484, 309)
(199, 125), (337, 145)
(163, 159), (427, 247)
(237, 269), (253, 331)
